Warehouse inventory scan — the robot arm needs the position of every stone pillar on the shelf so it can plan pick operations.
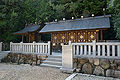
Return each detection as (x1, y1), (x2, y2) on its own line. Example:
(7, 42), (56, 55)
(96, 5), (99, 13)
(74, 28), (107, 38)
(69, 40), (72, 45)
(60, 45), (75, 73)
(20, 42), (23, 53)
(0, 42), (2, 51)
(10, 42), (13, 52)
(33, 41), (35, 54)
(93, 40), (96, 57)
(48, 41), (51, 55)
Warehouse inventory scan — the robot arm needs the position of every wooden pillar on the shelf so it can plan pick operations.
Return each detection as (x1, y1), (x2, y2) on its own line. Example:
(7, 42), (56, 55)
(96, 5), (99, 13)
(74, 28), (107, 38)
(29, 34), (30, 43)
(101, 30), (103, 40)
(22, 35), (24, 42)
(33, 33), (35, 42)
(25, 33), (28, 42)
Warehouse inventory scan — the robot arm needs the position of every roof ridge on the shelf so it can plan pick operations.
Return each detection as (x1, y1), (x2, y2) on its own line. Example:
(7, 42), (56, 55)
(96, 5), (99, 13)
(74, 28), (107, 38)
(45, 15), (111, 24)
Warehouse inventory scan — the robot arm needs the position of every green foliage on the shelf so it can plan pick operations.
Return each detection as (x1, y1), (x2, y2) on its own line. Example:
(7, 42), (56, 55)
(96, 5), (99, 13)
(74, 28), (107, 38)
(0, 0), (112, 43)
(109, 0), (120, 39)
(0, 0), (54, 42)
(0, 0), (23, 42)
(114, 13), (120, 39)
(50, 0), (107, 19)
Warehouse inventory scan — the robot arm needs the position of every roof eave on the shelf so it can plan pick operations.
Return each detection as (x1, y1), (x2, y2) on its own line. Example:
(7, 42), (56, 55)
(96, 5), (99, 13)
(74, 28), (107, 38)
(39, 27), (110, 33)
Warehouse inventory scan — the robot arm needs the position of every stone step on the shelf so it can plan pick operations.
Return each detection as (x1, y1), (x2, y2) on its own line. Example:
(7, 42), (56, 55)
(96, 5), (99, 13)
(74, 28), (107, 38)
(40, 55), (62, 68)
(0, 55), (5, 59)
(48, 55), (62, 58)
(0, 54), (8, 57)
(42, 60), (62, 66)
(46, 58), (62, 62)
(0, 51), (10, 62)
(40, 63), (61, 68)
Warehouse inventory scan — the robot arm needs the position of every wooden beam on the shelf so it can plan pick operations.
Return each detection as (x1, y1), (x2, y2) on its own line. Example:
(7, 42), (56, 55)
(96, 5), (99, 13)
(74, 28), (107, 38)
(101, 30), (103, 40)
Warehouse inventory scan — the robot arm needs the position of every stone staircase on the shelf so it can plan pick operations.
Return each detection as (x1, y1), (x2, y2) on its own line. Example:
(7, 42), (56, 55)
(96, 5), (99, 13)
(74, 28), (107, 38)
(0, 51), (10, 62)
(40, 55), (62, 68)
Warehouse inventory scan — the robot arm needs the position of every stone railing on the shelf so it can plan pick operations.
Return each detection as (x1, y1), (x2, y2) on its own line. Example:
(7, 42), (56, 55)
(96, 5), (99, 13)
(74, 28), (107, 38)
(61, 41), (120, 78)
(0, 42), (2, 51)
(10, 41), (51, 55)
(72, 41), (120, 59)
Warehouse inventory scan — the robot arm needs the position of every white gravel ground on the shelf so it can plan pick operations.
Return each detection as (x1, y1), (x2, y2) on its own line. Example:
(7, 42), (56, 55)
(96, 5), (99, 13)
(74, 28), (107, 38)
(71, 73), (120, 80)
(0, 63), (70, 80)
(1, 63), (120, 80)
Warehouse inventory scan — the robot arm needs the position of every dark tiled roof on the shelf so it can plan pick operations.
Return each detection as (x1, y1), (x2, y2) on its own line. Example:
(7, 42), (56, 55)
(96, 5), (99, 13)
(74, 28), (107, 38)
(14, 24), (40, 34)
(40, 15), (111, 33)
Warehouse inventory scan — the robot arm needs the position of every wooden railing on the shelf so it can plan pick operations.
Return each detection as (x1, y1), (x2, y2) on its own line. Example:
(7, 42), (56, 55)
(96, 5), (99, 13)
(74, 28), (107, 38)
(0, 42), (2, 51)
(10, 41), (51, 55)
(71, 41), (120, 59)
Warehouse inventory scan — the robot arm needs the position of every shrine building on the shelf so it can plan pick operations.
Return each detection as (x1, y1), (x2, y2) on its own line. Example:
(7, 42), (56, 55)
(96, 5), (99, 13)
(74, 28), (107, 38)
(40, 15), (111, 52)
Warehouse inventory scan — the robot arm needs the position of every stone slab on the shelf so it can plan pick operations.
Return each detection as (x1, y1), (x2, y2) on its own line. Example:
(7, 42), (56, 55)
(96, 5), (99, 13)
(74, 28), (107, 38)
(60, 67), (76, 74)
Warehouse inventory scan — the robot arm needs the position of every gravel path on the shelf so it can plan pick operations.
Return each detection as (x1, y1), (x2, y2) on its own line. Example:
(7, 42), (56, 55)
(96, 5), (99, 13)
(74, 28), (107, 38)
(71, 73), (120, 80)
(0, 63), (70, 80)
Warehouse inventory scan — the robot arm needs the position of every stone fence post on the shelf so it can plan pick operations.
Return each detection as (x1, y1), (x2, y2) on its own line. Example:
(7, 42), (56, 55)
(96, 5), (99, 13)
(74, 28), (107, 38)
(60, 44), (75, 73)
(33, 41), (36, 54)
(93, 40), (96, 57)
(20, 42), (23, 53)
(0, 42), (2, 51)
(10, 42), (13, 52)
(48, 41), (51, 55)
(69, 40), (71, 45)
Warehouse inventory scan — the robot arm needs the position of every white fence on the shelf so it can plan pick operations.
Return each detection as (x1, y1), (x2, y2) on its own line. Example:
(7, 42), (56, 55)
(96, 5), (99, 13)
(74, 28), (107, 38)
(10, 41), (51, 55)
(72, 41), (120, 59)
(0, 42), (2, 51)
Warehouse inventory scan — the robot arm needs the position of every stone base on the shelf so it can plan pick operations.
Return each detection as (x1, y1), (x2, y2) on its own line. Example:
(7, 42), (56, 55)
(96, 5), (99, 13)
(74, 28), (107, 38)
(60, 67), (75, 74)
(74, 57), (120, 78)
(1, 53), (47, 65)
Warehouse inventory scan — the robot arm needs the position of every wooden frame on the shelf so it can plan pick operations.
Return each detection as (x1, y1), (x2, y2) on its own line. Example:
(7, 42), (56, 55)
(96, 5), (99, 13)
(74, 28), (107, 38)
(51, 29), (101, 43)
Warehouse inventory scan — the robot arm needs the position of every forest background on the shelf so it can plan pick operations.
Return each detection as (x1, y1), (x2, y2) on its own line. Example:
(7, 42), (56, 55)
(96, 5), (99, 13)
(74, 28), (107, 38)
(0, 0), (120, 43)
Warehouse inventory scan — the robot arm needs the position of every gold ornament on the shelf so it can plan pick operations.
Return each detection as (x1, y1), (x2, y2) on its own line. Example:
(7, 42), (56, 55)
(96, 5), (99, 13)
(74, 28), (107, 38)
(96, 30), (99, 32)
(80, 35), (84, 39)
(71, 36), (74, 39)
(90, 35), (94, 39)
(62, 36), (65, 39)
(54, 36), (57, 39)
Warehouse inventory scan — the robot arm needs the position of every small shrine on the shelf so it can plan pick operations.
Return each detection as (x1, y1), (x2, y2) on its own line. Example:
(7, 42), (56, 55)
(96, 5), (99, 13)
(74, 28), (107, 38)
(14, 24), (41, 42)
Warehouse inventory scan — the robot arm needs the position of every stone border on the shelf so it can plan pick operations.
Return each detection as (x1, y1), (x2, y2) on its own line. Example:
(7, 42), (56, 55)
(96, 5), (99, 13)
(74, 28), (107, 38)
(72, 73), (120, 80)
(65, 73), (78, 80)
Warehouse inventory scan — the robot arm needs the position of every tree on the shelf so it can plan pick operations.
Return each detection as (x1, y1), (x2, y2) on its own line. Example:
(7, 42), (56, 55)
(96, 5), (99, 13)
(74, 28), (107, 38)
(0, 0), (112, 43)
(108, 0), (120, 39)
(112, 0), (120, 39)
(50, 0), (108, 19)
(0, 0), (23, 42)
